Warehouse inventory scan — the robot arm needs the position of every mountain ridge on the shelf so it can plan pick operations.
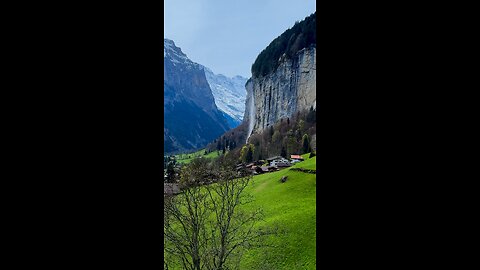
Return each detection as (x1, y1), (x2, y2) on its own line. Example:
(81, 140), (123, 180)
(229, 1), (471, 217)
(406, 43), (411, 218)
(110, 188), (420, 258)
(164, 38), (229, 154)
(204, 12), (317, 158)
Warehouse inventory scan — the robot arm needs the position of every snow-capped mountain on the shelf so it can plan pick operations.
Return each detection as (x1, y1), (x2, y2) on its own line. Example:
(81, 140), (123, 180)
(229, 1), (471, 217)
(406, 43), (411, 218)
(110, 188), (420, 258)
(202, 67), (247, 128)
(164, 39), (199, 68)
(164, 38), (229, 154)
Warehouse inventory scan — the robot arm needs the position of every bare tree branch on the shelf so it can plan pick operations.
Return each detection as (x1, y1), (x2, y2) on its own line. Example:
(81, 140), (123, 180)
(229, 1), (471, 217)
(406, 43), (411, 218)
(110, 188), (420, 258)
(164, 157), (277, 270)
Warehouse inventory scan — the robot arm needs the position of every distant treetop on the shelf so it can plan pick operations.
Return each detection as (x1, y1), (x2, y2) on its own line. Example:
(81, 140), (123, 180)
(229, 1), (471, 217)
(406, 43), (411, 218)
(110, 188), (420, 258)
(251, 12), (316, 78)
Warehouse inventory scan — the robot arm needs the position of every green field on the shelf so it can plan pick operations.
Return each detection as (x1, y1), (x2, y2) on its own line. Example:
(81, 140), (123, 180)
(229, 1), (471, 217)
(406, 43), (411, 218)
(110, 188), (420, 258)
(166, 155), (316, 269)
(290, 153), (317, 170)
(239, 155), (316, 269)
(174, 149), (221, 164)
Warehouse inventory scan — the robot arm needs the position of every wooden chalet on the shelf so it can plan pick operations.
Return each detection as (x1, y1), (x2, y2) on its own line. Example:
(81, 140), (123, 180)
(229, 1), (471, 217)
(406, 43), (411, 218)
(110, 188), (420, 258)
(290, 155), (304, 161)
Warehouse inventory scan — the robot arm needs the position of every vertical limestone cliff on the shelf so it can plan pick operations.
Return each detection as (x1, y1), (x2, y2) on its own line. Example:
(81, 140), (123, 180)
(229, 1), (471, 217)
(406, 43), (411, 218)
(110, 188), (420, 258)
(243, 46), (316, 138)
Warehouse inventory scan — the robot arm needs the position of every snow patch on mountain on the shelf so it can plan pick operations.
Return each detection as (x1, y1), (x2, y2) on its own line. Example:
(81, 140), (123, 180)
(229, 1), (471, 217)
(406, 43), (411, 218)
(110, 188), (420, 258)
(164, 39), (199, 69)
(164, 38), (247, 129)
(203, 66), (247, 127)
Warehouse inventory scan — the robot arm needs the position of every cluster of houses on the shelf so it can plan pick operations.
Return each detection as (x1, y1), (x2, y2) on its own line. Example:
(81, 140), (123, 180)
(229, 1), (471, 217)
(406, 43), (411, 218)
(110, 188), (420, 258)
(164, 154), (305, 196)
(237, 155), (304, 175)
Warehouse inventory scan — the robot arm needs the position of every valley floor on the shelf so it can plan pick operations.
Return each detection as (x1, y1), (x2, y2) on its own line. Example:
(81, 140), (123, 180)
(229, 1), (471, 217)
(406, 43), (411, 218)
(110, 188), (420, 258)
(165, 154), (316, 269)
(174, 148), (221, 164)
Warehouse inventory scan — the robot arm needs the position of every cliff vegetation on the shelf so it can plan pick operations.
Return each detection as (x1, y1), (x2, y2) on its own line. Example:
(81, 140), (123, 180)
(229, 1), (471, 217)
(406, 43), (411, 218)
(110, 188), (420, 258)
(251, 12), (316, 77)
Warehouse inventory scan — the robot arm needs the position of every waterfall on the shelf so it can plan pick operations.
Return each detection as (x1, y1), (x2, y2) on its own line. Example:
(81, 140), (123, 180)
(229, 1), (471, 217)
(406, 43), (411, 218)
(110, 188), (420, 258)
(246, 86), (255, 144)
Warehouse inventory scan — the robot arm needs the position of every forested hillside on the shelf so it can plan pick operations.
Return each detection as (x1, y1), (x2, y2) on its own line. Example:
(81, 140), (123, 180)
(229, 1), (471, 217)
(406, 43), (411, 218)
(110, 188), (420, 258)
(251, 12), (316, 77)
(206, 107), (316, 160)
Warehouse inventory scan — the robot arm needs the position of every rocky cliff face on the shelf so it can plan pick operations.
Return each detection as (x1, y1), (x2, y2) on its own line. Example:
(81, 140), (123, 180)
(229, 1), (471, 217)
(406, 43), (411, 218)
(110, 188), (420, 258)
(244, 46), (316, 137)
(164, 39), (229, 153)
(164, 39), (220, 119)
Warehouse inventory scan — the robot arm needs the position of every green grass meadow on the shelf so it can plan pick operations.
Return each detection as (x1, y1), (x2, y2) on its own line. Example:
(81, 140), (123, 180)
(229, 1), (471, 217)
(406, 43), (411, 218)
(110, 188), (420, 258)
(238, 155), (316, 269)
(166, 154), (316, 269)
(174, 149), (221, 164)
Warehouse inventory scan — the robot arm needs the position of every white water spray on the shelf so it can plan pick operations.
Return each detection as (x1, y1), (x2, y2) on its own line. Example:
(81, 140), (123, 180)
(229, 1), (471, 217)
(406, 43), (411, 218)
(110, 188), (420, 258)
(246, 84), (255, 143)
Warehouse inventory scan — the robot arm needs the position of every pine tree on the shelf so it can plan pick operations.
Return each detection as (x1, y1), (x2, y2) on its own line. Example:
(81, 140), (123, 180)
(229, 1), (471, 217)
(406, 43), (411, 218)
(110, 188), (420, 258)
(240, 145), (248, 163)
(251, 11), (316, 77)
(246, 146), (253, 163)
(217, 140), (221, 150)
(281, 146), (287, 158)
(307, 106), (315, 123)
(166, 159), (176, 183)
(302, 134), (312, 154)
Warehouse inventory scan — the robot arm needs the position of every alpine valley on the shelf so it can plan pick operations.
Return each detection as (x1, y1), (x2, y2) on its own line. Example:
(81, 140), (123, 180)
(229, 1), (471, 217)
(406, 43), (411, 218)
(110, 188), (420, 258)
(164, 39), (247, 154)
(164, 11), (317, 270)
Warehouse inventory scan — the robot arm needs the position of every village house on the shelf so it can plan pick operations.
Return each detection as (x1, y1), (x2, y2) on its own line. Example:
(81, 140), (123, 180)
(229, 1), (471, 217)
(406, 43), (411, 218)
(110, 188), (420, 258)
(254, 160), (265, 166)
(270, 157), (290, 167)
(290, 155), (304, 161)
(250, 165), (263, 175)
(266, 156), (283, 163)
(290, 155), (304, 164)
(260, 165), (278, 173)
(274, 161), (291, 168)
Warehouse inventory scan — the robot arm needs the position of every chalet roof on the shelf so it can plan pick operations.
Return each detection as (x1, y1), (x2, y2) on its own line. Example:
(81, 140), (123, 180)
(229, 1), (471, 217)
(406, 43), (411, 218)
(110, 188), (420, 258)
(266, 156), (283, 161)
(275, 162), (291, 167)
(270, 158), (288, 163)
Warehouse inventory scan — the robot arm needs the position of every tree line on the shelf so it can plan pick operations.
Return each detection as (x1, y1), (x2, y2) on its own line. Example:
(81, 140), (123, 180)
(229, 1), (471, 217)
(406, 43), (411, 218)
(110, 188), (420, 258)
(251, 12), (316, 77)
(207, 106), (316, 162)
(247, 107), (316, 161)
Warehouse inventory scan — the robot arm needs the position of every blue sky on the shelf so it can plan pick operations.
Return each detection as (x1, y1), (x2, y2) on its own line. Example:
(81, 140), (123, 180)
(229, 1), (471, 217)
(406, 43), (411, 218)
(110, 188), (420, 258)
(164, 0), (316, 78)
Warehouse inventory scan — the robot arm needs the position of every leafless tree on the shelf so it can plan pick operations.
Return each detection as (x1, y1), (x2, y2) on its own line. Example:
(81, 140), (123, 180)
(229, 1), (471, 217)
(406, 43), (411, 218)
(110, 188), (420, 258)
(203, 167), (267, 270)
(164, 157), (274, 270)
(164, 158), (212, 270)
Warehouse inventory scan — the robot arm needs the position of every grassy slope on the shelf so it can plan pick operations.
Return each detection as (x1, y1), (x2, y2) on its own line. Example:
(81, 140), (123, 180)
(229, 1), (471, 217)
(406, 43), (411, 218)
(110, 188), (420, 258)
(167, 155), (317, 269)
(239, 155), (317, 269)
(175, 149), (221, 164)
(290, 154), (316, 170)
